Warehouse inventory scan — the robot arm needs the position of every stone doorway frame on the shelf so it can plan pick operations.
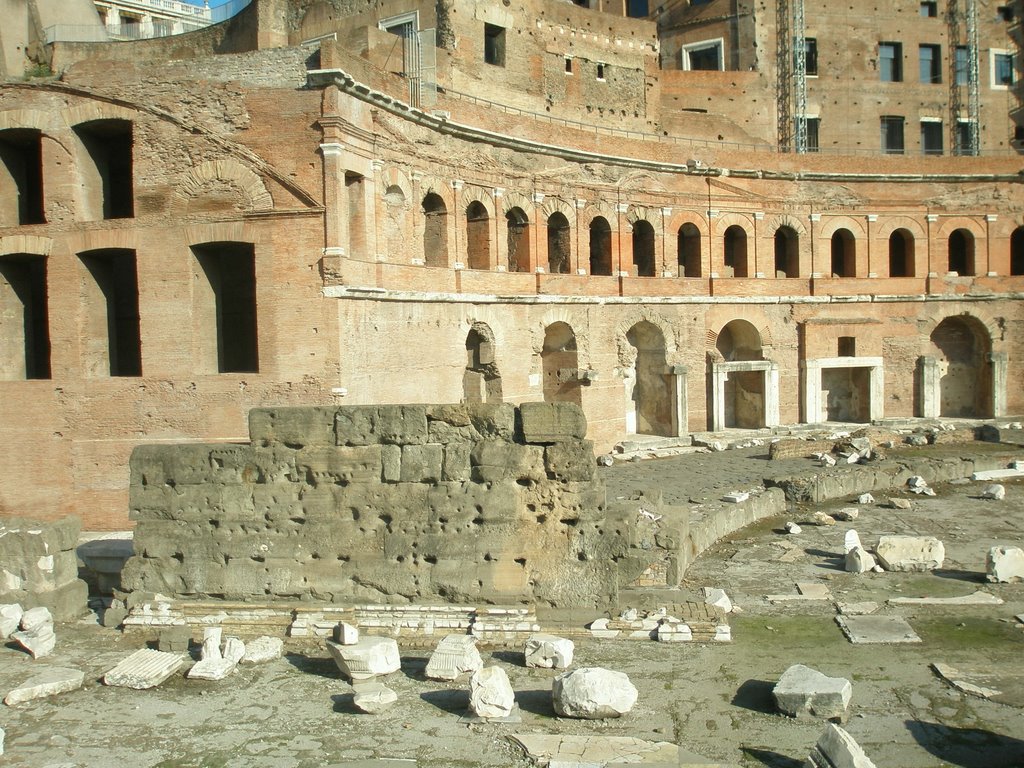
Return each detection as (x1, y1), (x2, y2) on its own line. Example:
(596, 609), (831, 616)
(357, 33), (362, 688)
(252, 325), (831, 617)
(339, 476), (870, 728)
(709, 360), (779, 431)
(801, 356), (884, 424)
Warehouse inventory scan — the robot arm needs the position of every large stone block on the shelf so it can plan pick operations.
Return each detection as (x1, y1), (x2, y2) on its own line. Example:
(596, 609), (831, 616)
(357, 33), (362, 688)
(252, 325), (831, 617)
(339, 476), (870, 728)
(426, 404), (516, 443)
(400, 443), (443, 483)
(248, 407), (338, 448)
(297, 445), (383, 486)
(425, 634), (483, 680)
(525, 633), (574, 669)
(552, 667), (638, 719)
(875, 536), (945, 572)
(987, 546), (1024, 583)
(545, 441), (595, 482)
(471, 440), (545, 483)
(4, 666), (84, 706)
(773, 664), (852, 720)
(327, 636), (401, 680)
(442, 442), (472, 481)
(335, 405), (428, 446)
(130, 444), (228, 487)
(469, 666), (515, 718)
(519, 402), (588, 444)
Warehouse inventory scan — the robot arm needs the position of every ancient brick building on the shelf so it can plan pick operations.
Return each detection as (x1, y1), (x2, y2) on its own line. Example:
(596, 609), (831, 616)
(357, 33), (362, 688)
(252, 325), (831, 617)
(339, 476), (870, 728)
(0, 0), (1021, 529)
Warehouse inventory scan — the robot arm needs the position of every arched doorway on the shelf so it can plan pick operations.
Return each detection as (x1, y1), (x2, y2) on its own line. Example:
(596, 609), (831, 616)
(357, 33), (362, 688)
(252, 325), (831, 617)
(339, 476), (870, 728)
(626, 321), (672, 436)
(506, 208), (530, 272)
(723, 225), (748, 277)
(542, 322), (580, 404)
(422, 193), (448, 267)
(774, 226), (799, 277)
(889, 229), (915, 277)
(830, 229), (856, 277)
(678, 223), (701, 277)
(466, 201), (490, 270)
(547, 212), (571, 274)
(928, 317), (992, 417)
(715, 320), (767, 429)
(632, 220), (655, 277)
(947, 229), (975, 276)
(589, 217), (612, 275)
(464, 325), (502, 403)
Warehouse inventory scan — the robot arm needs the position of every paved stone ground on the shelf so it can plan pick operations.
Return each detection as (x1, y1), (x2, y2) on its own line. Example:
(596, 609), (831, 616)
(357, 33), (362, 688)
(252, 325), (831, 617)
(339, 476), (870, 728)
(1, 443), (1023, 767)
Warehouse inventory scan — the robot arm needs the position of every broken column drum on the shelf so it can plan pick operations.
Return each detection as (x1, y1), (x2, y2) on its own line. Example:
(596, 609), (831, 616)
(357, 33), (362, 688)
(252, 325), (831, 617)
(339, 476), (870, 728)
(121, 404), (668, 609)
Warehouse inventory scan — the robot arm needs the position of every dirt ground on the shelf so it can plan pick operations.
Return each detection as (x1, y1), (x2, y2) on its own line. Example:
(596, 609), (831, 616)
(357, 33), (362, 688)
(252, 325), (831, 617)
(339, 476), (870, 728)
(2, 446), (1024, 768)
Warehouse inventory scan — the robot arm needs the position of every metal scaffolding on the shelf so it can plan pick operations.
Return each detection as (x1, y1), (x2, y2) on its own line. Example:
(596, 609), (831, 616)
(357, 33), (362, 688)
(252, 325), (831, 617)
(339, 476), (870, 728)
(778, 0), (808, 153)
(948, 0), (980, 155)
(792, 0), (808, 152)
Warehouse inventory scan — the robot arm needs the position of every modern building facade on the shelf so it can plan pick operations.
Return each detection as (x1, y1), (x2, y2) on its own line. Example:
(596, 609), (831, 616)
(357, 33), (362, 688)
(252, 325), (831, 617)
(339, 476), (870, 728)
(0, 0), (1021, 529)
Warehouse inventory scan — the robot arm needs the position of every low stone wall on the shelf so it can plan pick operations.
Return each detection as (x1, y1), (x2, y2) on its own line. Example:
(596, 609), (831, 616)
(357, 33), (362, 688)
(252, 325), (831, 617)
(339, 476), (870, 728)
(122, 403), (674, 610)
(0, 516), (88, 620)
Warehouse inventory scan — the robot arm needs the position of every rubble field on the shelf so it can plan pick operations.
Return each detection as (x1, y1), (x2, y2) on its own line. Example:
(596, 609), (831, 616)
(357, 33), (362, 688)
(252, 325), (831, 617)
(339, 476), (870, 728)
(1, 445), (1023, 767)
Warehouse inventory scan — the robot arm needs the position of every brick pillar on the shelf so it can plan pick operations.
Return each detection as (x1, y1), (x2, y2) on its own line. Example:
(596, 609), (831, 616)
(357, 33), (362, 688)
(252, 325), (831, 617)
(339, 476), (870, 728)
(494, 188), (508, 271)
(615, 203), (630, 276)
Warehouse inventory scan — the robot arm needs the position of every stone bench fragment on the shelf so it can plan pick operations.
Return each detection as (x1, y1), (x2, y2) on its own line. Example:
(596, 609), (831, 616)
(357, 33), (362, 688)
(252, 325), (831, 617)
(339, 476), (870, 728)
(188, 658), (237, 681)
(982, 484), (1006, 500)
(104, 648), (185, 689)
(0, 604), (23, 639)
(352, 681), (398, 714)
(4, 667), (84, 706)
(242, 636), (283, 664)
(875, 536), (944, 572)
(552, 667), (638, 719)
(805, 722), (877, 768)
(13, 607), (55, 659)
(987, 546), (1024, 583)
(327, 635), (401, 681)
(772, 664), (852, 721)
(524, 633), (574, 669)
(469, 666), (515, 719)
(425, 634), (483, 681)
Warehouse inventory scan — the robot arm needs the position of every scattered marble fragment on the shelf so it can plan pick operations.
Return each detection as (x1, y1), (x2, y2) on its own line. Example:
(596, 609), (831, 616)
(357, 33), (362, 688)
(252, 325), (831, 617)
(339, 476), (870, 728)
(836, 615), (921, 644)
(932, 663), (1002, 700)
(4, 667), (84, 706)
(327, 636), (401, 681)
(875, 536), (945, 571)
(103, 648), (185, 689)
(656, 620), (692, 643)
(722, 491), (749, 503)
(844, 530), (862, 554)
(796, 583), (831, 599)
(509, 735), (682, 767)
(242, 636), (283, 664)
(987, 546), (1024, 583)
(982, 484), (1007, 500)
(425, 635), (483, 681)
(524, 633), (574, 669)
(890, 497), (913, 510)
(811, 511), (836, 526)
(222, 637), (246, 665)
(13, 607), (55, 659)
(619, 608), (639, 622)
(805, 723), (878, 768)
(784, 521), (802, 534)
(702, 587), (733, 613)
(0, 604), (23, 639)
(833, 507), (859, 522)
(907, 476), (927, 489)
(846, 547), (877, 574)
(201, 627), (223, 661)
(772, 664), (852, 720)
(972, 466), (1024, 481)
(587, 617), (619, 639)
(889, 591), (1003, 606)
(596, 454), (614, 467)
(857, 493), (875, 505)
(469, 666), (516, 719)
(352, 681), (398, 714)
(836, 602), (878, 616)
(188, 657), (238, 681)
(817, 453), (837, 467)
(552, 667), (638, 719)
(335, 622), (360, 645)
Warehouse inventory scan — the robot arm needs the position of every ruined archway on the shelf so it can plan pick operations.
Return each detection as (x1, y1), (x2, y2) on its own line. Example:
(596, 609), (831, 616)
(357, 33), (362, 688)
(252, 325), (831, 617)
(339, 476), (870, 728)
(928, 316), (992, 417)
(589, 216), (612, 276)
(506, 207), (530, 272)
(714, 320), (769, 429)
(542, 321), (580, 405)
(626, 321), (672, 436)
(464, 324), (502, 403)
(547, 212), (571, 274)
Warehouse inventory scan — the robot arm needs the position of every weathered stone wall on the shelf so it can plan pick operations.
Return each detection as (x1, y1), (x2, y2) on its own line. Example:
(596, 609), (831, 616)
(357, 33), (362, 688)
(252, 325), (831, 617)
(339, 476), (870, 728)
(122, 403), (667, 610)
(0, 516), (88, 620)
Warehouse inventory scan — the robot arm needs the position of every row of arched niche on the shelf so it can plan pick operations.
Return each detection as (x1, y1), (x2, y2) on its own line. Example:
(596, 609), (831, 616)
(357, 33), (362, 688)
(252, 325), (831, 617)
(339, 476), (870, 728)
(462, 314), (1000, 435)
(413, 192), (1024, 277)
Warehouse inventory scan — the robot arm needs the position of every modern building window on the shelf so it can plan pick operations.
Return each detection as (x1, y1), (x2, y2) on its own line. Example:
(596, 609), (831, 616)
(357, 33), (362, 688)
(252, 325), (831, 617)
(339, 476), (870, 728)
(955, 119), (977, 156)
(920, 44), (941, 83)
(79, 249), (141, 377)
(626, 0), (649, 17)
(803, 38), (818, 76)
(920, 1), (937, 16)
(191, 242), (259, 374)
(955, 46), (970, 85)
(881, 115), (905, 154)
(992, 50), (1015, 87)
(0, 254), (50, 380)
(921, 119), (943, 155)
(484, 24), (505, 67)
(682, 39), (724, 71)
(997, 5), (1014, 21)
(879, 42), (902, 82)
(797, 116), (820, 151)
(73, 119), (134, 220)
(0, 129), (45, 226)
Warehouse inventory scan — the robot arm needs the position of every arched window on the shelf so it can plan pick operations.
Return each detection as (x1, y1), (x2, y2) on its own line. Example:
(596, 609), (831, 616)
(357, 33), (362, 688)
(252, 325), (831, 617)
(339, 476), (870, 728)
(947, 229), (975, 276)
(723, 225), (748, 277)
(830, 229), (856, 277)
(506, 207), (530, 272)
(422, 193), (448, 267)
(888, 229), (915, 277)
(677, 223), (701, 277)
(632, 220), (655, 277)
(547, 212), (571, 274)
(465, 201), (490, 270)
(589, 216), (612, 275)
(1012, 227), (1024, 276)
(774, 226), (799, 278)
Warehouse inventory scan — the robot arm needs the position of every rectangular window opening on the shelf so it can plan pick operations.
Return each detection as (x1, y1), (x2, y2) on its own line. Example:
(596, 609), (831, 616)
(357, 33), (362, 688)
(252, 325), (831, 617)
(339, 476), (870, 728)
(803, 38), (818, 76)
(797, 116), (820, 152)
(79, 249), (141, 377)
(0, 129), (45, 226)
(626, 0), (649, 17)
(0, 255), (51, 380)
(921, 120), (944, 155)
(565, 56), (573, 74)
(881, 115), (905, 154)
(955, 120), (977, 156)
(955, 46), (970, 86)
(73, 120), (134, 220)
(879, 42), (903, 82)
(596, 62), (606, 80)
(993, 51), (1015, 87)
(682, 39), (723, 71)
(998, 5), (1014, 21)
(919, 44), (941, 83)
(484, 23), (506, 67)
(920, 1), (937, 16)
(838, 337), (856, 357)
(192, 242), (259, 374)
